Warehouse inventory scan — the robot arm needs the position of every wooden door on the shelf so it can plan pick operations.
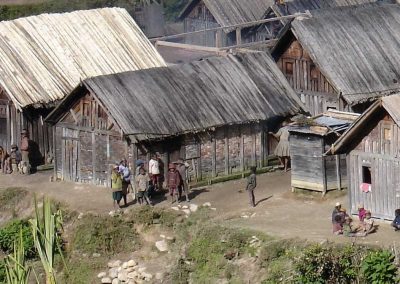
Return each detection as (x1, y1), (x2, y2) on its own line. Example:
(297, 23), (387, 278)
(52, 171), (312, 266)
(61, 128), (80, 182)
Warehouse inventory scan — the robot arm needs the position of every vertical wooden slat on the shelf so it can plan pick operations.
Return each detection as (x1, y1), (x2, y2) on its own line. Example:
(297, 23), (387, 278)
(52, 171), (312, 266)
(335, 155), (342, 190)
(224, 129), (229, 175)
(92, 132), (96, 185)
(211, 134), (216, 178)
(321, 139), (327, 195)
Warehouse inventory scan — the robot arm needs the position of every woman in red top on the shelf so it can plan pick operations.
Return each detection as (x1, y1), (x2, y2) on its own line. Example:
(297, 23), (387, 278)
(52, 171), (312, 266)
(167, 163), (181, 204)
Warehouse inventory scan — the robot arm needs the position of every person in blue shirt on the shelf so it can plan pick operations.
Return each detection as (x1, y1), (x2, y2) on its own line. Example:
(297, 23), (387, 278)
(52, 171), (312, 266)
(392, 209), (400, 231)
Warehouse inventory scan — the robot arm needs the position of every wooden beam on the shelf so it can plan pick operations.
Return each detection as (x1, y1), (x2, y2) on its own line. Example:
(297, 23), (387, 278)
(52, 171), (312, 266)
(335, 155), (342, 190)
(155, 40), (222, 53)
(70, 109), (79, 125)
(219, 39), (277, 50)
(150, 12), (311, 42)
(236, 28), (242, 45)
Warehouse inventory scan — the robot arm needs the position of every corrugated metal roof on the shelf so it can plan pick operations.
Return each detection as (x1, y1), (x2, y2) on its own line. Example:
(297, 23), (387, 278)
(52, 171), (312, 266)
(48, 52), (305, 141)
(291, 3), (400, 105)
(180, 0), (274, 32)
(0, 8), (166, 109)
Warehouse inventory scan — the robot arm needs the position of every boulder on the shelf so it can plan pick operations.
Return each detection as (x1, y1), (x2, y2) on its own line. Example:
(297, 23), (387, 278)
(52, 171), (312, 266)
(127, 259), (137, 267)
(108, 268), (118, 279)
(189, 204), (198, 212)
(182, 205), (189, 209)
(142, 272), (153, 281)
(171, 206), (179, 211)
(101, 277), (112, 284)
(155, 240), (168, 252)
(108, 260), (122, 268)
(155, 272), (164, 280)
(118, 271), (127, 282)
(97, 272), (107, 278)
(127, 271), (138, 279)
(182, 209), (191, 215)
(138, 267), (147, 273)
(203, 202), (211, 207)
(122, 262), (128, 269)
(112, 279), (119, 284)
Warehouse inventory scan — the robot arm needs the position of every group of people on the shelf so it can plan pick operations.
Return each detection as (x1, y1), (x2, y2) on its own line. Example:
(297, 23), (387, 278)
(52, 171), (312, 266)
(110, 153), (191, 209)
(332, 202), (375, 237)
(0, 129), (30, 175)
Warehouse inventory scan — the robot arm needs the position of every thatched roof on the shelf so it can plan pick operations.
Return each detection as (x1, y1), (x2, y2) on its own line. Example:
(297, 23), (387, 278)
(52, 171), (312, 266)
(270, 0), (382, 16)
(47, 52), (304, 142)
(179, 0), (274, 32)
(290, 3), (400, 105)
(328, 94), (400, 154)
(0, 8), (166, 109)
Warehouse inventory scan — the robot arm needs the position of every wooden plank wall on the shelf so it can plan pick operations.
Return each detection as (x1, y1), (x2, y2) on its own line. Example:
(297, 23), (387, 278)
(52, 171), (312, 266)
(349, 114), (400, 220)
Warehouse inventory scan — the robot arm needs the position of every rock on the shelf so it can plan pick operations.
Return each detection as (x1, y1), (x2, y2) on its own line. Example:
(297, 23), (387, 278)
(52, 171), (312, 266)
(118, 271), (127, 282)
(211, 207), (217, 211)
(138, 267), (147, 273)
(108, 260), (122, 268)
(101, 277), (112, 284)
(182, 205), (189, 209)
(126, 267), (135, 273)
(112, 279), (119, 284)
(97, 272), (107, 278)
(122, 262), (128, 269)
(92, 253), (101, 258)
(250, 213), (256, 218)
(77, 212), (84, 219)
(155, 240), (168, 252)
(142, 272), (153, 281)
(117, 267), (123, 272)
(109, 210), (115, 216)
(108, 268), (118, 279)
(166, 236), (175, 241)
(127, 271), (138, 279)
(171, 206), (179, 211)
(203, 202), (211, 207)
(189, 204), (198, 212)
(182, 209), (191, 215)
(155, 272), (164, 280)
(127, 259), (137, 267)
(160, 234), (166, 239)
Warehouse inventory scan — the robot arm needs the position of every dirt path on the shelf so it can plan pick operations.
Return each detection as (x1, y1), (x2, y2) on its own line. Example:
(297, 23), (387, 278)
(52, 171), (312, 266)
(1, 170), (399, 247)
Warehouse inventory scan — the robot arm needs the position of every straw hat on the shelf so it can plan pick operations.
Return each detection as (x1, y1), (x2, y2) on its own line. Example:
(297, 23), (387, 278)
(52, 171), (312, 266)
(335, 202), (341, 207)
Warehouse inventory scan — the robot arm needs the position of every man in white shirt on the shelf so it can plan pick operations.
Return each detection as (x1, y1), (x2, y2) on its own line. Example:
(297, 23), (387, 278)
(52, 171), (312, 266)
(149, 153), (160, 191)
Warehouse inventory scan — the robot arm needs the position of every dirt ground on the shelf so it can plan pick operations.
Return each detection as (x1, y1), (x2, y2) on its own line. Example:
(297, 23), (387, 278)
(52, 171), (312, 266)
(1, 170), (399, 247)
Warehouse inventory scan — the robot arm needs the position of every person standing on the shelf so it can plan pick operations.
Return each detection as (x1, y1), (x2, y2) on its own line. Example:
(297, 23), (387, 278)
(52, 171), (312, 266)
(135, 167), (151, 205)
(149, 154), (160, 191)
(167, 163), (181, 204)
(0, 146), (5, 173)
(20, 129), (30, 175)
(175, 158), (190, 203)
(9, 144), (21, 174)
(246, 166), (257, 207)
(269, 121), (291, 172)
(111, 164), (123, 209)
(119, 159), (131, 207)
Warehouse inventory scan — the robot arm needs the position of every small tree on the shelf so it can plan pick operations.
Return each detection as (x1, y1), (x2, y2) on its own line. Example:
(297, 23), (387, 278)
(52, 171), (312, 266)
(4, 230), (33, 284)
(30, 197), (63, 284)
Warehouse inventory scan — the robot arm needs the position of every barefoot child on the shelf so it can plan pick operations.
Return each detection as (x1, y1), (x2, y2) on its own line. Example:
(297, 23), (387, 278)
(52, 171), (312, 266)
(246, 166), (257, 207)
(167, 163), (181, 204)
(135, 167), (151, 205)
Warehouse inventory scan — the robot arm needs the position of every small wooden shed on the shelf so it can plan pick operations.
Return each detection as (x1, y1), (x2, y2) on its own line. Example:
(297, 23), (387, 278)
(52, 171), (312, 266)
(289, 110), (359, 194)
(328, 95), (400, 220)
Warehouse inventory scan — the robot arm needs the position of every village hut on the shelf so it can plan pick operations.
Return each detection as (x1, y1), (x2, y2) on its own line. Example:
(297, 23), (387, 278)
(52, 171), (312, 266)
(327, 95), (400, 220)
(178, 0), (274, 47)
(46, 52), (305, 186)
(0, 8), (166, 167)
(289, 110), (359, 195)
(271, 3), (400, 116)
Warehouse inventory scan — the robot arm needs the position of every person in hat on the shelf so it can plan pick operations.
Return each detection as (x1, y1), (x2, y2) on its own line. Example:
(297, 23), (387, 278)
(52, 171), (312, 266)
(175, 158), (190, 203)
(246, 166), (257, 207)
(332, 202), (342, 224)
(135, 167), (151, 205)
(19, 129), (30, 175)
(111, 163), (123, 209)
(167, 163), (181, 204)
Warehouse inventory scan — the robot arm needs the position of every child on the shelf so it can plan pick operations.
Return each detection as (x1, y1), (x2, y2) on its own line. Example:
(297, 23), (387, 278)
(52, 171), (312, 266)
(343, 217), (366, 237)
(135, 167), (151, 205)
(392, 209), (400, 231)
(358, 204), (367, 222)
(167, 163), (181, 204)
(246, 166), (257, 207)
(362, 211), (375, 234)
(111, 164), (123, 209)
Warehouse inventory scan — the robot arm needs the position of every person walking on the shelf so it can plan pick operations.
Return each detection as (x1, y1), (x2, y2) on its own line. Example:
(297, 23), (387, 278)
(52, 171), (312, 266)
(269, 121), (291, 171)
(111, 164), (123, 209)
(135, 167), (151, 205)
(149, 154), (160, 191)
(175, 158), (190, 203)
(119, 159), (131, 207)
(246, 166), (257, 207)
(167, 163), (181, 204)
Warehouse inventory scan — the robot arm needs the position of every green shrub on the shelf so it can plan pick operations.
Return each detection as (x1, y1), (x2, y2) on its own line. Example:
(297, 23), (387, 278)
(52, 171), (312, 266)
(127, 206), (179, 227)
(72, 215), (138, 255)
(361, 250), (398, 284)
(0, 220), (35, 259)
(0, 260), (5, 284)
(171, 258), (191, 284)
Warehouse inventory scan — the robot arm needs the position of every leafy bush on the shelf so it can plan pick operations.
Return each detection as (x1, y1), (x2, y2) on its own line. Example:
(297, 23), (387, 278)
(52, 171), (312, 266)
(0, 220), (35, 259)
(72, 215), (139, 255)
(361, 250), (398, 284)
(0, 260), (6, 284)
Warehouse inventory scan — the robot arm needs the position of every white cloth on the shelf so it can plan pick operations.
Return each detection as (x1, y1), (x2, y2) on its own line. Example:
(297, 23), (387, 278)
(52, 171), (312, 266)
(149, 158), (160, 175)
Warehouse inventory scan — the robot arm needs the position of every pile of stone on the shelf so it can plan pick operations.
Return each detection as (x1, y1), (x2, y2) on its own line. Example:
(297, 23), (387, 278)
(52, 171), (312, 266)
(170, 203), (199, 215)
(98, 259), (153, 284)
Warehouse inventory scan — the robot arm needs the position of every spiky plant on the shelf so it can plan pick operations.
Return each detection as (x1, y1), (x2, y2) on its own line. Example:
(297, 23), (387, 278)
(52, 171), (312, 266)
(4, 229), (33, 284)
(30, 197), (63, 284)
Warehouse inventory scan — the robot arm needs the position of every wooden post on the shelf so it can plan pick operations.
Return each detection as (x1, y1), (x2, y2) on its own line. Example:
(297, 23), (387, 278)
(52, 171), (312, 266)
(6, 102), (10, 150)
(224, 129), (229, 175)
(240, 127), (245, 176)
(197, 143), (202, 180)
(347, 154), (352, 213)
(212, 134), (217, 178)
(53, 126), (57, 180)
(92, 132), (96, 185)
(335, 155), (342, 190)
(236, 28), (242, 45)
(215, 30), (222, 48)
(321, 139), (327, 196)
(260, 127), (265, 168)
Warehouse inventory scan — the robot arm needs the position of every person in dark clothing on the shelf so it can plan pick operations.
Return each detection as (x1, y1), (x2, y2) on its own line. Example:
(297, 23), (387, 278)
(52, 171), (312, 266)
(246, 166), (257, 207)
(392, 209), (400, 231)
(167, 163), (181, 204)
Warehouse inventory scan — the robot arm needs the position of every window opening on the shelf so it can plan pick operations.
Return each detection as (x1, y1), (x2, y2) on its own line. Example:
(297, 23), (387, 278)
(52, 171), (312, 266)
(362, 166), (371, 184)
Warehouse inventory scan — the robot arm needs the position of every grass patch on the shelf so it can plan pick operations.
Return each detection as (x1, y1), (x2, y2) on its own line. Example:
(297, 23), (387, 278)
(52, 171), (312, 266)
(0, 187), (28, 212)
(62, 255), (106, 284)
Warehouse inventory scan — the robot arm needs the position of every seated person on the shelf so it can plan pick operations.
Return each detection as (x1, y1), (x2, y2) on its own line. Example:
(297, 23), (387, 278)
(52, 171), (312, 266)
(362, 211), (375, 234)
(343, 217), (367, 237)
(358, 204), (367, 222)
(391, 209), (400, 231)
(332, 214), (343, 235)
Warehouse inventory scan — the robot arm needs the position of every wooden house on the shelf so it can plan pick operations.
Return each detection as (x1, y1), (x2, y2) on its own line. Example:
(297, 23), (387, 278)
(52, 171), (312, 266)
(178, 0), (273, 47)
(271, 3), (400, 116)
(0, 8), (166, 166)
(254, 0), (379, 41)
(289, 110), (359, 195)
(46, 52), (305, 186)
(328, 95), (400, 220)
